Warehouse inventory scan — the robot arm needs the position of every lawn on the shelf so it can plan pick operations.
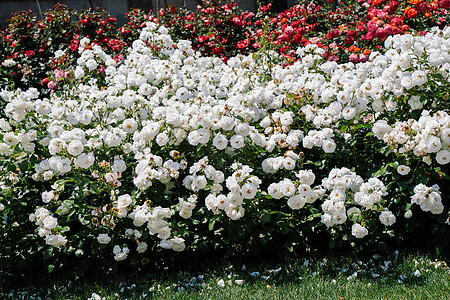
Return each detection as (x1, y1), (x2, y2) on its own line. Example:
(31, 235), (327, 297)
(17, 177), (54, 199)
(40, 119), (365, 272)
(2, 252), (449, 299)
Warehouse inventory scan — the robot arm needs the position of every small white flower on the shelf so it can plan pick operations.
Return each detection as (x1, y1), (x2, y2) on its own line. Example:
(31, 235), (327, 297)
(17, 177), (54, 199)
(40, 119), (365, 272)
(97, 233), (112, 244)
(379, 211), (396, 226)
(397, 165), (411, 175)
(67, 140), (84, 156)
(351, 223), (368, 238)
(436, 150), (449, 165)
(217, 279), (225, 287)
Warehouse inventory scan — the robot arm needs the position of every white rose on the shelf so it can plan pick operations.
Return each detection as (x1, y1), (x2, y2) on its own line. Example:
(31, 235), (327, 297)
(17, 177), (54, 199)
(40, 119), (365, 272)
(179, 209), (192, 219)
(67, 140), (84, 156)
(43, 215), (58, 230)
(97, 233), (112, 244)
(45, 234), (67, 247)
(86, 59), (98, 71)
(117, 194), (132, 208)
(74, 66), (85, 79)
(122, 118), (138, 133)
(212, 133), (228, 150)
(287, 195), (306, 210)
(342, 106), (356, 120)
(397, 165), (411, 175)
(170, 237), (186, 252)
(230, 135), (245, 149)
(436, 150), (449, 165)
(351, 223), (368, 238)
(241, 182), (257, 199)
(322, 139), (336, 153)
(379, 211), (396, 226)
(137, 242), (148, 253)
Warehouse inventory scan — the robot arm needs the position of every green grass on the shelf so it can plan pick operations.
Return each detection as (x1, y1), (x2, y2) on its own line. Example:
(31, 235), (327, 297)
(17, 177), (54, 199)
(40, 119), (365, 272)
(2, 252), (449, 299)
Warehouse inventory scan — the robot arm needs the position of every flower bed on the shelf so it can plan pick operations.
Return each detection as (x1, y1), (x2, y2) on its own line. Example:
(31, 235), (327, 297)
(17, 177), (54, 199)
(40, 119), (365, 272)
(0, 13), (448, 275)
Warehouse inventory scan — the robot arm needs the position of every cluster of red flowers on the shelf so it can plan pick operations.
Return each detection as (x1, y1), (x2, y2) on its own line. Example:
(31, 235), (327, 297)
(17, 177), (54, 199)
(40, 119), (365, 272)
(263, 0), (448, 63)
(158, 2), (258, 60)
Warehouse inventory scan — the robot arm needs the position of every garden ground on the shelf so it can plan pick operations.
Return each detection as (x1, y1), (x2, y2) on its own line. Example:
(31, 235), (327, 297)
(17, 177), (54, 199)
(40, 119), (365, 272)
(2, 251), (449, 299)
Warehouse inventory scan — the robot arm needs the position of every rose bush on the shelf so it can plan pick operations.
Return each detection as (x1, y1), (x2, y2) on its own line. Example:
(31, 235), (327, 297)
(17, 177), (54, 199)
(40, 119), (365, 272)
(158, 1), (258, 60)
(0, 16), (448, 277)
(263, 0), (449, 63)
(0, 4), (141, 102)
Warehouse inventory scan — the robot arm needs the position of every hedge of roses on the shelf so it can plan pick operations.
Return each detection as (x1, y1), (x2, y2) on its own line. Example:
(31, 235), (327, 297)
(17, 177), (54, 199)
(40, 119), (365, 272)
(0, 14), (448, 276)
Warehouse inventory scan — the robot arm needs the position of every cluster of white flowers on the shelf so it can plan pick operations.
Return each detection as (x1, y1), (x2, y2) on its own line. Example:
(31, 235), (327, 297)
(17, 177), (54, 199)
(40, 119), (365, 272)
(320, 168), (363, 227)
(177, 194), (198, 219)
(411, 184), (444, 214)
(204, 163), (260, 220)
(278, 27), (450, 136)
(113, 245), (129, 261)
(373, 111), (449, 165)
(184, 156), (224, 192)
(127, 203), (186, 251)
(2, 58), (16, 67)
(302, 128), (337, 153)
(288, 169), (321, 210)
(261, 150), (300, 174)
(354, 178), (388, 210)
(320, 168), (394, 231)
(29, 208), (67, 247)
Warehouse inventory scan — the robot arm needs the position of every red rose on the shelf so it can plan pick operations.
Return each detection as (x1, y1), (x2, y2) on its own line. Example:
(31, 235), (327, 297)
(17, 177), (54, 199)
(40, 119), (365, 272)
(292, 34), (303, 43)
(279, 33), (291, 42)
(389, 1), (399, 11)
(24, 50), (35, 58)
(236, 39), (249, 49)
(327, 55), (339, 62)
(359, 54), (369, 63)
(47, 81), (57, 90)
(329, 28), (339, 38)
(108, 39), (123, 52)
(364, 32), (375, 41)
(79, 17), (92, 26)
(291, 21), (300, 28)
(375, 28), (388, 41)
(41, 77), (50, 85)
(212, 47), (223, 54)
(391, 17), (402, 27)
(231, 16), (241, 26)
(344, 36), (354, 44)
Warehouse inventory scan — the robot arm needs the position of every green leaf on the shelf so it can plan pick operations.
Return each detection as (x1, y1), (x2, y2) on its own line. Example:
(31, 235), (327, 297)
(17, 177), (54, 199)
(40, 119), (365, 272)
(208, 219), (215, 231)
(373, 165), (388, 177)
(48, 265), (54, 273)
(19, 161), (28, 172)
(261, 214), (271, 223)
(377, 242), (387, 252)
(328, 238), (336, 249)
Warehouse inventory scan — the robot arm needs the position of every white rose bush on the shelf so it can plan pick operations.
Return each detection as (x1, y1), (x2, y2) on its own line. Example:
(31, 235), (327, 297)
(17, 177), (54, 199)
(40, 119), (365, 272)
(0, 21), (449, 275)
